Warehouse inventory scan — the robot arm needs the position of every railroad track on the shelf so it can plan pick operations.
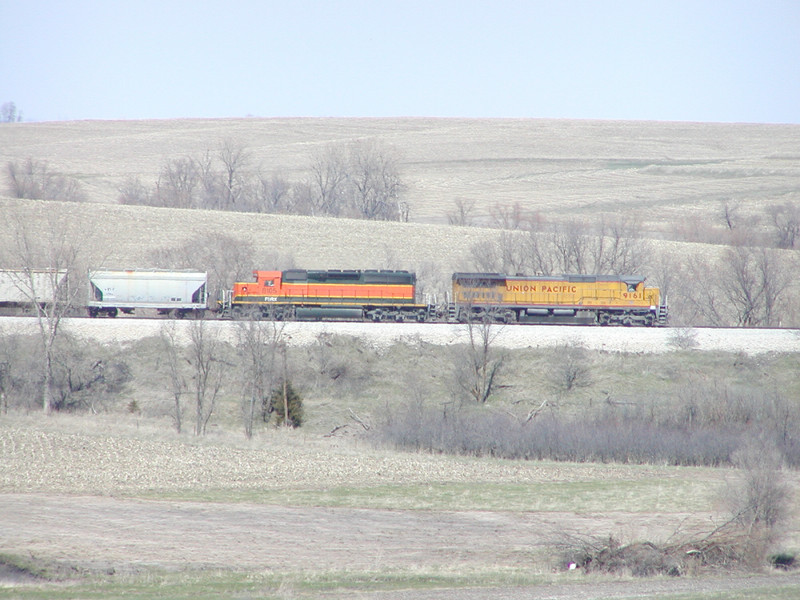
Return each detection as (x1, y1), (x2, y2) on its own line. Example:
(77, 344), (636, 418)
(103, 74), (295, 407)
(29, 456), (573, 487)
(1, 316), (798, 355)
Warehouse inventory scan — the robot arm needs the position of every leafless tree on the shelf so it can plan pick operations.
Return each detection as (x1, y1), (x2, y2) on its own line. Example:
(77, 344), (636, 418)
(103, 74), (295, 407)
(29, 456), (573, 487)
(590, 217), (648, 274)
(306, 144), (349, 216)
(160, 322), (187, 433)
(549, 342), (592, 393)
(447, 198), (477, 226)
(3, 211), (90, 413)
(6, 158), (85, 202)
(1, 101), (21, 122)
(455, 307), (505, 404)
(219, 139), (250, 209)
(721, 200), (741, 231)
(236, 320), (285, 438)
(721, 437), (792, 565)
(347, 140), (406, 221)
(252, 171), (292, 213)
(680, 254), (729, 326)
(769, 202), (800, 249)
(158, 320), (226, 436)
(118, 176), (153, 205)
(469, 232), (529, 274)
(488, 201), (537, 230)
(155, 157), (201, 208)
(720, 246), (790, 327)
(187, 319), (225, 436)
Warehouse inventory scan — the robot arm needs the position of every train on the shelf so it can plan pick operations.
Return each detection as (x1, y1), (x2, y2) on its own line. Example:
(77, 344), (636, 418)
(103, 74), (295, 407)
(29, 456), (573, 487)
(0, 267), (668, 326)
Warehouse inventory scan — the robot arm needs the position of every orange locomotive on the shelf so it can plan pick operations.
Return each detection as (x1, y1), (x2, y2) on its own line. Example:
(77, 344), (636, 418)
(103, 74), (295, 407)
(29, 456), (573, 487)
(451, 273), (667, 326)
(223, 269), (430, 321)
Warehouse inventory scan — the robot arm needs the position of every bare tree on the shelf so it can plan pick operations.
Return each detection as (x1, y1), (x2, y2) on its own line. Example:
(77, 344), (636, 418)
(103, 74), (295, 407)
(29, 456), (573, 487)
(488, 201), (537, 230)
(252, 171), (292, 213)
(160, 322), (187, 433)
(6, 158), (85, 202)
(1, 101), (21, 122)
(447, 198), (477, 226)
(236, 320), (285, 438)
(306, 144), (349, 216)
(683, 255), (727, 326)
(187, 320), (225, 436)
(3, 211), (89, 413)
(470, 232), (529, 274)
(590, 217), (648, 275)
(219, 139), (250, 209)
(118, 176), (153, 205)
(155, 157), (201, 208)
(347, 140), (406, 221)
(549, 342), (592, 393)
(721, 199), (741, 231)
(769, 202), (800, 249)
(455, 310), (505, 404)
(720, 246), (790, 327)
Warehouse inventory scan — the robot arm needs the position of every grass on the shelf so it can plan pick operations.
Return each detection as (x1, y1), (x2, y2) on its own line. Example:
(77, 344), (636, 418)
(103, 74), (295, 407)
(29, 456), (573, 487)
(3, 562), (799, 600)
(142, 476), (716, 514)
(0, 565), (553, 600)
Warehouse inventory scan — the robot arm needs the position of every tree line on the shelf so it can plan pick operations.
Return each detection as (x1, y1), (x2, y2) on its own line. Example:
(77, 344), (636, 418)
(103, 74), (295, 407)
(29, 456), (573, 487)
(118, 139), (408, 221)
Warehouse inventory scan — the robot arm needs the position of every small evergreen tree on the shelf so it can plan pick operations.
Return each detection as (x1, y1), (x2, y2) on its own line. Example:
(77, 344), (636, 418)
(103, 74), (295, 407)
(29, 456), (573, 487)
(267, 380), (303, 428)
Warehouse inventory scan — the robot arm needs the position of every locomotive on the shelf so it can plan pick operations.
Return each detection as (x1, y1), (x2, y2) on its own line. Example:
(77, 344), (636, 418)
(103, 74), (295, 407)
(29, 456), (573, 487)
(219, 268), (667, 326)
(0, 267), (668, 326)
(220, 269), (430, 322)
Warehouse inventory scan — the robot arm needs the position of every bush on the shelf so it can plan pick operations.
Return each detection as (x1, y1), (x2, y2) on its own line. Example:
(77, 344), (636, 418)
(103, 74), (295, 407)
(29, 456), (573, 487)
(373, 399), (798, 468)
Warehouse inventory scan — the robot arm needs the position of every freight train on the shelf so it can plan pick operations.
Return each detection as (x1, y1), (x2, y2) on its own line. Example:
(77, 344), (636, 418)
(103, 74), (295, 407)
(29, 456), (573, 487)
(0, 267), (668, 326)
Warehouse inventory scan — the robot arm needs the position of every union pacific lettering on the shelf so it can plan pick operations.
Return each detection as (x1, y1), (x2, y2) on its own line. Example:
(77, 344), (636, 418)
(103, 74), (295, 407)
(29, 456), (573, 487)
(506, 284), (577, 293)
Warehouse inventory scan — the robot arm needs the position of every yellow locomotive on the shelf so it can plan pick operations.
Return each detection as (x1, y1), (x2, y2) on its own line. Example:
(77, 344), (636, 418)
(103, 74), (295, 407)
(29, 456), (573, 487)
(451, 273), (667, 326)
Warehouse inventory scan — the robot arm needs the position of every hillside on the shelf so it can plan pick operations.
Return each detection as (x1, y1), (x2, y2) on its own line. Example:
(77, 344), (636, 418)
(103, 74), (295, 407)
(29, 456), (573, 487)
(2, 117), (799, 228)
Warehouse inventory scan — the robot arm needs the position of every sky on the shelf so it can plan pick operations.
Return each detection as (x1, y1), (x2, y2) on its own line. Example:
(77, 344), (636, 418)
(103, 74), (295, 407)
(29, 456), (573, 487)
(1, 0), (799, 124)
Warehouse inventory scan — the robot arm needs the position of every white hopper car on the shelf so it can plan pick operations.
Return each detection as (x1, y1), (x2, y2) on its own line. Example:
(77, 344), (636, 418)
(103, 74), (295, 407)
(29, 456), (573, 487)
(87, 270), (208, 318)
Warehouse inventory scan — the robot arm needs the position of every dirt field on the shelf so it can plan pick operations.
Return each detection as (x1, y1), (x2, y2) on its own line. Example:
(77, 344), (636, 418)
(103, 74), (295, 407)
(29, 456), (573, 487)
(2, 417), (799, 598)
(4, 493), (800, 599)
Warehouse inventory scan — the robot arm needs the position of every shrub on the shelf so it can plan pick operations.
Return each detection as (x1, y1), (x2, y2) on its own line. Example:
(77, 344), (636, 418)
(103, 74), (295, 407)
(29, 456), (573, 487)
(268, 380), (303, 428)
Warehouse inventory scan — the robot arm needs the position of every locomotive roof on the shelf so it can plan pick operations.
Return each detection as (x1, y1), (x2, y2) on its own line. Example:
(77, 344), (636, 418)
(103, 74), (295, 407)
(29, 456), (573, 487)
(452, 272), (645, 285)
(282, 269), (415, 285)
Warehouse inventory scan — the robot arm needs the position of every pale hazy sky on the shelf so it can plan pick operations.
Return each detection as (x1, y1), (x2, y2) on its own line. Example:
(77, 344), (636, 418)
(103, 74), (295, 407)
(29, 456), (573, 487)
(2, 0), (799, 124)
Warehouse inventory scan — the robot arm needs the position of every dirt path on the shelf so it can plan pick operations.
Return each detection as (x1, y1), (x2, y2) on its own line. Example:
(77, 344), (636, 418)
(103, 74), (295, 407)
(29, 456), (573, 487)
(3, 493), (799, 598)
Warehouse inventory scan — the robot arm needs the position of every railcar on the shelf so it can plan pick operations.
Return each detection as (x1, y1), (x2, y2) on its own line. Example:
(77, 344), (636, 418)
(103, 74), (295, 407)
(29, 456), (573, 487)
(87, 269), (208, 318)
(451, 273), (667, 326)
(221, 269), (431, 322)
(0, 269), (69, 315)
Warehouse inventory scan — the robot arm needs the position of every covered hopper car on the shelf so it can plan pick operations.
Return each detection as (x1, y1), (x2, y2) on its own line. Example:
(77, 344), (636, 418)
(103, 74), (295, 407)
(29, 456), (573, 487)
(87, 269), (208, 318)
(0, 269), (68, 315)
